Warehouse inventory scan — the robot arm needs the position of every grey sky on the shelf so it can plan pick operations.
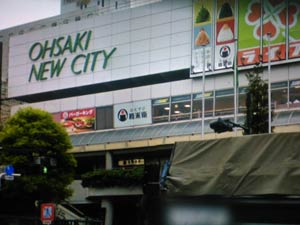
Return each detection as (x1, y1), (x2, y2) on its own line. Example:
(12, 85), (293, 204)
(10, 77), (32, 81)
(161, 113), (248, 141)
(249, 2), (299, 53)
(0, 0), (61, 30)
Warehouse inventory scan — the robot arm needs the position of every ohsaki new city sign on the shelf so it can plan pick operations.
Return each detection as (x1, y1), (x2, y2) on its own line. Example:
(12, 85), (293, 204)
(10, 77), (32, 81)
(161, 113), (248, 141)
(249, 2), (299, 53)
(28, 30), (116, 82)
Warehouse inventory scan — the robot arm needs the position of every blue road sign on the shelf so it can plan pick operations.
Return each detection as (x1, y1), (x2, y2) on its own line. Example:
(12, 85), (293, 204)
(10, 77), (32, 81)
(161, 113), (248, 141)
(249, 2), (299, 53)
(5, 165), (14, 176)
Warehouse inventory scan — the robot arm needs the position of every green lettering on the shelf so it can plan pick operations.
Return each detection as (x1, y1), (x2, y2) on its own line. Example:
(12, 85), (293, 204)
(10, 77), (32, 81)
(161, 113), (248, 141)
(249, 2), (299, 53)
(73, 31), (87, 53)
(90, 50), (102, 72)
(53, 36), (64, 57)
(39, 61), (51, 81)
(102, 48), (117, 69)
(83, 53), (90, 73)
(41, 39), (56, 59)
(62, 35), (73, 55)
(71, 54), (86, 75)
(51, 58), (67, 78)
(28, 64), (40, 82)
(84, 30), (92, 50)
(29, 42), (43, 61)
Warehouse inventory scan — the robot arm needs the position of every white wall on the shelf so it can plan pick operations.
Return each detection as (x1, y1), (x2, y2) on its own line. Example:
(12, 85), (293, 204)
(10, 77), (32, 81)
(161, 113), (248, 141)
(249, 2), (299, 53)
(8, 0), (192, 98)
(10, 63), (300, 115)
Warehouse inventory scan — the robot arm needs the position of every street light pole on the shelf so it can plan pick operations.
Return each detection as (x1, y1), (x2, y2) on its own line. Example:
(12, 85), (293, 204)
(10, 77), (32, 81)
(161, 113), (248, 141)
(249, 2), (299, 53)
(233, 38), (238, 135)
(267, 32), (271, 134)
(201, 46), (205, 139)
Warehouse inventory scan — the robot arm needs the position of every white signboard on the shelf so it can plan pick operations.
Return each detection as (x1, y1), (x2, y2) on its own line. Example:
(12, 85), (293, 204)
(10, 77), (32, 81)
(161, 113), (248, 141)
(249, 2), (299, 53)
(114, 100), (152, 128)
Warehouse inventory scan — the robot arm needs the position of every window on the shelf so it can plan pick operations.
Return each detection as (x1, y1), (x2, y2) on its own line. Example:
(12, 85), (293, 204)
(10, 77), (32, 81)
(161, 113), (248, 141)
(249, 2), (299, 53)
(271, 81), (288, 110)
(289, 80), (300, 108)
(96, 106), (113, 130)
(192, 92), (214, 118)
(238, 87), (247, 113)
(171, 95), (191, 121)
(215, 89), (234, 116)
(152, 98), (170, 123)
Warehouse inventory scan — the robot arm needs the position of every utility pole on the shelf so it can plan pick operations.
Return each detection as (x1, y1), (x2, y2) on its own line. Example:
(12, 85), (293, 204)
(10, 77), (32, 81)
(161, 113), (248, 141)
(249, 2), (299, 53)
(267, 32), (272, 134)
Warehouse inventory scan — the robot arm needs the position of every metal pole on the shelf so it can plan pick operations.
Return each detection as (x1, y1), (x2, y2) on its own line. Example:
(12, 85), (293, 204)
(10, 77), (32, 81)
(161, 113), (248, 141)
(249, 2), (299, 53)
(267, 32), (271, 133)
(233, 38), (238, 135)
(202, 47), (205, 139)
(0, 173), (6, 190)
(234, 0), (239, 135)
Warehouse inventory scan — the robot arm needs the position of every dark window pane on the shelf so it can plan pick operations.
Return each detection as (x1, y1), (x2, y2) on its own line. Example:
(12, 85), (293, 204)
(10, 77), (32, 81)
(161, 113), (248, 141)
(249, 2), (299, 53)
(239, 93), (246, 113)
(205, 98), (214, 117)
(192, 100), (201, 119)
(171, 101), (191, 121)
(290, 80), (300, 108)
(96, 106), (113, 130)
(152, 98), (170, 123)
(152, 104), (169, 123)
(105, 107), (113, 128)
(192, 98), (213, 118)
(215, 95), (234, 116)
(272, 88), (288, 110)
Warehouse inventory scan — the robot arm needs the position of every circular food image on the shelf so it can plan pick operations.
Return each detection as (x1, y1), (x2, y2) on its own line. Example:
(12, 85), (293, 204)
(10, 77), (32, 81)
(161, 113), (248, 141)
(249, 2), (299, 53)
(63, 120), (74, 127)
(74, 119), (85, 128)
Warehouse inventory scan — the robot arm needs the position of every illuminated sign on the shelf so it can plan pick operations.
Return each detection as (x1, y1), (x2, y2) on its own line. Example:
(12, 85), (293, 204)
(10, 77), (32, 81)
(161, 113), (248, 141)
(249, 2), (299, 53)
(118, 159), (145, 167)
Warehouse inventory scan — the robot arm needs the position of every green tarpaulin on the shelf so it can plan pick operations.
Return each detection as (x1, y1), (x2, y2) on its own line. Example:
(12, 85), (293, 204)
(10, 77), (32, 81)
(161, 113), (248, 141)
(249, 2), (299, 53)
(166, 133), (300, 197)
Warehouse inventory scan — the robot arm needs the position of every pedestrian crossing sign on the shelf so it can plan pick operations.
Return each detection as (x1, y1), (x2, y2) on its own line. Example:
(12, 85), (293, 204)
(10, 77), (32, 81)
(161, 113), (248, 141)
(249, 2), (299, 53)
(41, 203), (55, 224)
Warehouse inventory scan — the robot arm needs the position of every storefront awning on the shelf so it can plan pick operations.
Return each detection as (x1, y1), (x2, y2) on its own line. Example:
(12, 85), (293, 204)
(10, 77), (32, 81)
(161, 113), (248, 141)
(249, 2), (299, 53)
(70, 120), (211, 146)
(166, 133), (300, 197)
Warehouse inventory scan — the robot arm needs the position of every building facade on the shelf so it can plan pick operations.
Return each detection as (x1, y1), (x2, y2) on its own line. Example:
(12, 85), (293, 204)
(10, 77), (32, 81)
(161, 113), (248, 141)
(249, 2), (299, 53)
(1, 0), (300, 224)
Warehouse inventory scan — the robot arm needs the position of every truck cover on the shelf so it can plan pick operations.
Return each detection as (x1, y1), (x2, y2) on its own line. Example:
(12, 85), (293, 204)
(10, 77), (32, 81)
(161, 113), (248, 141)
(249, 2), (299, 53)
(166, 132), (300, 197)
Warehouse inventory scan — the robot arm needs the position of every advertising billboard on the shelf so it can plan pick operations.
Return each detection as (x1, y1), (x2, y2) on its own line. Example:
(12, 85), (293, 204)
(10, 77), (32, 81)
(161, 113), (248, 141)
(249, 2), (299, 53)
(192, 0), (237, 74)
(192, 0), (213, 73)
(215, 0), (235, 70)
(192, 0), (300, 76)
(60, 108), (96, 134)
(288, 1), (300, 59)
(238, 0), (300, 65)
(114, 100), (152, 128)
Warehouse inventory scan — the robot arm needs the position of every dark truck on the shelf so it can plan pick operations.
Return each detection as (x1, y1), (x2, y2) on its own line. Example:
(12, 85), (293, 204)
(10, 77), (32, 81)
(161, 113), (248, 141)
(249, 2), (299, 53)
(143, 132), (300, 225)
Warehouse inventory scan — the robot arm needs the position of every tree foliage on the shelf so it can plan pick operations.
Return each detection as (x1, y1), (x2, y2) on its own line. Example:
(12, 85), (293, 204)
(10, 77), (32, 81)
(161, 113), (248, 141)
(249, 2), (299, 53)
(244, 66), (273, 135)
(81, 167), (144, 188)
(0, 107), (76, 209)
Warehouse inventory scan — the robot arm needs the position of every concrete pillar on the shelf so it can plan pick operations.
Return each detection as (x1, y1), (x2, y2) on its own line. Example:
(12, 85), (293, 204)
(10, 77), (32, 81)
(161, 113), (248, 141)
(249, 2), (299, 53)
(101, 199), (113, 225)
(104, 152), (113, 225)
(105, 151), (113, 169)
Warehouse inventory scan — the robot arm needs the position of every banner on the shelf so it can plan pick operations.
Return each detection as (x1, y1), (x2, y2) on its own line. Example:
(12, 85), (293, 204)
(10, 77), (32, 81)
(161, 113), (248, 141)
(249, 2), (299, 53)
(60, 108), (96, 134)
(114, 100), (152, 128)
(215, 0), (235, 69)
(288, 0), (300, 59)
(238, 0), (300, 65)
(261, 0), (287, 62)
(192, 0), (213, 73)
(238, 0), (262, 66)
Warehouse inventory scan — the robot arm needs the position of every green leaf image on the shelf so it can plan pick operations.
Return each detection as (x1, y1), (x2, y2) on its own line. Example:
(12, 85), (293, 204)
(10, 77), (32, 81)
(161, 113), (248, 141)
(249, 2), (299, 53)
(219, 2), (233, 19)
(196, 5), (210, 23)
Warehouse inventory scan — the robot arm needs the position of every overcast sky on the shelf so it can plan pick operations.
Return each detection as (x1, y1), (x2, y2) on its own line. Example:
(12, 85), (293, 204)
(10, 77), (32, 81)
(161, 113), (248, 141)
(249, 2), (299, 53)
(0, 0), (61, 30)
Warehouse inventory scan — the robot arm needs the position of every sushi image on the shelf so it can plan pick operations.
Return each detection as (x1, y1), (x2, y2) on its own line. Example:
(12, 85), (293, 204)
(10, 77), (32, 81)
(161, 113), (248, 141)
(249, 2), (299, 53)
(217, 23), (234, 43)
(195, 28), (210, 46)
